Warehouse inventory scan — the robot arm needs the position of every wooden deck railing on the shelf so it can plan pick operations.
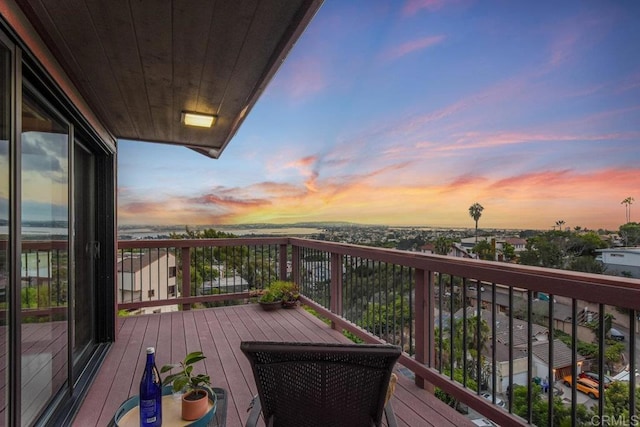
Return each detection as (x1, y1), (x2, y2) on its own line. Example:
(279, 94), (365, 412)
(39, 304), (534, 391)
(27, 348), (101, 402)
(13, 237), (640, 426)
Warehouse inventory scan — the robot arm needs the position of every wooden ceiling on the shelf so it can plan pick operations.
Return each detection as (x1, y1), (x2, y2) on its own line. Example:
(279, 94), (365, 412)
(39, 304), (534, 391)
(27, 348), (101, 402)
(15, 0), (322, 158)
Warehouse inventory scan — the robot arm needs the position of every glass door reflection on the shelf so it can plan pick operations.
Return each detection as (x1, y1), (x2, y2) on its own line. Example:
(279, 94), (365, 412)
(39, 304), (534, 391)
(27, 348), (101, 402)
(21, 88), (69, 425)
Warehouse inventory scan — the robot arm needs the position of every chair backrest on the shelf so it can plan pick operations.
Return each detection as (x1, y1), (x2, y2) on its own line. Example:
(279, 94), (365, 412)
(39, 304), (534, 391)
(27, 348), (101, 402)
(241, 341), (401, 427)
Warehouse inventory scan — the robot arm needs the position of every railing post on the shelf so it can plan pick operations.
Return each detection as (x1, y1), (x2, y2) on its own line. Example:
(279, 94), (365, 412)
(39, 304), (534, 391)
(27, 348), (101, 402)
(291, 245), (300, 286)
(414, 268), (434, 392)
(279, 243), (288, 281)
(181, 247), (191, 311)
(330, 253), (343, 330)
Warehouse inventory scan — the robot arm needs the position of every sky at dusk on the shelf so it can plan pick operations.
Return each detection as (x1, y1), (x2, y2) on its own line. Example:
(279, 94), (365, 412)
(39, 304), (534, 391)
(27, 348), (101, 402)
(118, 0), (640, 231)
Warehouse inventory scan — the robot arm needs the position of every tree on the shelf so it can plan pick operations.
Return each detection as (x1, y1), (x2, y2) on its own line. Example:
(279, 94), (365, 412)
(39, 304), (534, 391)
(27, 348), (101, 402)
(451, 315), (490, 383)
(359, 296), (411, 346)
(602, 381), (640, 420)
(568, 256), (604, 273)
(472, 240), (494, 261)
(501, 242), (516, 262)
(518, 229), (606, 271)
(604, 342), (625, 372)
(555, 219), (565, 231)
(468, 203), (484, 244)
(519, 233), (565, 269)
(621, 197), (634, 223)
(567, 231), (608, 257)
(619, 222), (640, 247)
(434, 236), (452, 255)
(511, 383), (575, 426)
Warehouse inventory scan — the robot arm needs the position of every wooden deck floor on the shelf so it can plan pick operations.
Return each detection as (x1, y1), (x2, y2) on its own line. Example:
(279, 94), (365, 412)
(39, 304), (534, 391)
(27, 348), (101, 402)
(73, 304), (475, 427)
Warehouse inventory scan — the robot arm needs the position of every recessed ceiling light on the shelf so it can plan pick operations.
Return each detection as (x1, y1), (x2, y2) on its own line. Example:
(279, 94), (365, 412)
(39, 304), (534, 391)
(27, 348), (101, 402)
(181, 111), (217, 128)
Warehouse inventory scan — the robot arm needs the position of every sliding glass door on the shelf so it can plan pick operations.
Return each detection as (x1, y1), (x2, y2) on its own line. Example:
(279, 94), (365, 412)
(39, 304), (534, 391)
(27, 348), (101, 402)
(0, 39), (11, 427)
(0, 23), (115, 425)
(20, 88), (69, 425)
(72, 140), (95, 374)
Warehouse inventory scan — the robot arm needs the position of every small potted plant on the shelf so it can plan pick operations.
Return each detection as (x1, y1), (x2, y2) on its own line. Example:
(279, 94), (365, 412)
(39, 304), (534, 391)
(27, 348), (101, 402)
(276, 281), (300, 308)
(160, 351), (213, 421)
(257, 287), (282, 311)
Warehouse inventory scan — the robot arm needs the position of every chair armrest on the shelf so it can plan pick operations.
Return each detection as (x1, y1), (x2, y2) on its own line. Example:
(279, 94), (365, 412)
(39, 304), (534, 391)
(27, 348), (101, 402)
(384, 400), (398, 427)
(245, 395), (262, 427)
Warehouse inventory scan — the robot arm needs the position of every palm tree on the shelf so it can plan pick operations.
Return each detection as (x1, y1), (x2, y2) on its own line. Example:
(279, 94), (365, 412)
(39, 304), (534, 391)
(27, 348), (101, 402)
(621, 197), (634, 223)
(434, 236), (452, 255)
(555, 220), (565, 231)
(468, 203), (484, 244)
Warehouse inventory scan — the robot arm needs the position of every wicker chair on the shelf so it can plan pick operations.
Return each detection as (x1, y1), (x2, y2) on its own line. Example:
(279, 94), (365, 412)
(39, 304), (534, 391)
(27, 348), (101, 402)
(241, 341), (401, 427)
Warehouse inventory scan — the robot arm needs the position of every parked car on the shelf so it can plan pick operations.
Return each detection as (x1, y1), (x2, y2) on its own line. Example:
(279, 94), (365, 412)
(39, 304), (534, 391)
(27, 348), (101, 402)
(472, 418), (498, 427)
(608, 328), (625, 341)
(480, 392), (506, 408)
(563, 375), (600, 399)
(578, 371), (613, 388)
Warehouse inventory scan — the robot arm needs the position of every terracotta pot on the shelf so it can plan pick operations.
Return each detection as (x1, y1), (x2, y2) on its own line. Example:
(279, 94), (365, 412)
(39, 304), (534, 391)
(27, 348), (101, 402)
(181, 389), (208, 421)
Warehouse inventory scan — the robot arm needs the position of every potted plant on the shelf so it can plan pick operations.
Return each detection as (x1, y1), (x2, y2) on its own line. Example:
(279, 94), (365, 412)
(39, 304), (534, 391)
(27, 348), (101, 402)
(257, 288), (282, 311)
(160, 351), (213, 421)
(275, 281), (300, 308)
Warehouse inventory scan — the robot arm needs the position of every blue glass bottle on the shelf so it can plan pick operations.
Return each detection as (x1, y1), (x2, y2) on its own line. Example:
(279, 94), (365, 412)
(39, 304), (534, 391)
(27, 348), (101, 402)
(139, 347), (162, 427)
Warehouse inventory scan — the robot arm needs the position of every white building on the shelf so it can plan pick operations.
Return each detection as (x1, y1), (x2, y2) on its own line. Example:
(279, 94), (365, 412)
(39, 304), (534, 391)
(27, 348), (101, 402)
(596, 247), (640, 278)
(117, 250), (178, 314)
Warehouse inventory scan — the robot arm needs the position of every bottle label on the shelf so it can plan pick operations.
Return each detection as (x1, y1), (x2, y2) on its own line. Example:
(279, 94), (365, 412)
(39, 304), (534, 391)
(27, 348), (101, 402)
(140, 398), (157, 423)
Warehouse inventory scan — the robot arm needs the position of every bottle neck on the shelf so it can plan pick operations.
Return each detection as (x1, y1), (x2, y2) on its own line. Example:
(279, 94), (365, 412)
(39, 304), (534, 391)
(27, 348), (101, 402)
(146, 352), (155, 367)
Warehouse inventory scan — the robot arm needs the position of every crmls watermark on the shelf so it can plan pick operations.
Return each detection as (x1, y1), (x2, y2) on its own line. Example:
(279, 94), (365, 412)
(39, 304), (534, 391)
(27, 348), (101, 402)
(591, 415), (640, 426)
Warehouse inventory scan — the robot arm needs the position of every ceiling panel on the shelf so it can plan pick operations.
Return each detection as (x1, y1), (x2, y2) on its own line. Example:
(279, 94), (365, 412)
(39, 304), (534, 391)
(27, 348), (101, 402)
(15, 0), (323, 158)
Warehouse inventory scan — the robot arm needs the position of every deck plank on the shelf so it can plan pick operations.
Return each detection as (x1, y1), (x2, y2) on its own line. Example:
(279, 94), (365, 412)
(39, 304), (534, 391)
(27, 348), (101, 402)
(73, 304), (475, 427)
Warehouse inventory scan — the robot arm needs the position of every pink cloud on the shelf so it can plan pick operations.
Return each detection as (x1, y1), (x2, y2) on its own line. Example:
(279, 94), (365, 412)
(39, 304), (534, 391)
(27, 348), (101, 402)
(118, 164), (640, 230)
(286, 155), (317, 169)
(437, 130), (640, 152)
(192, 194), (267, 209)
(545, 10), (616, 69)
(281, 56), (327, 101)
(548, 31), (580, 67)
(616, 70), (640, 94)
(380, 35), (445, 61)
(402, 0), (447, 16)
(402, 0), (473, 16)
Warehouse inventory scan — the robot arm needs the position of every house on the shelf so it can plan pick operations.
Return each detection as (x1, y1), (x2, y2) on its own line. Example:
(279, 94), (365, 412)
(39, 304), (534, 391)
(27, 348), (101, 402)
(0, 1), (322, 424)
(530, 339), (585, 381)
(453, 308), (550, 393)
(612, 368), (640, 382)
(504, 237), (527, 252)
(117, 250), (178, 314)
(465, 284), (596, 344)
(461, 236), (527, 261)
(419, 243), (436, 254)
(419, 242), (474, 258)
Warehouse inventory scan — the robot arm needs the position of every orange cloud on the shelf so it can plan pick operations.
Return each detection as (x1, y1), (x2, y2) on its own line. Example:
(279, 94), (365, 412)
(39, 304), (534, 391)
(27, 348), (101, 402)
(286, 155), (317, 168)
